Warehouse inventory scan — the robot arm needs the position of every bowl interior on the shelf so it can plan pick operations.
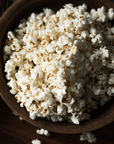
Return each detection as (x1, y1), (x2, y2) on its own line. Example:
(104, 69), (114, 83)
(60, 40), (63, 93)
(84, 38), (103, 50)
(0, 0), (114, 134)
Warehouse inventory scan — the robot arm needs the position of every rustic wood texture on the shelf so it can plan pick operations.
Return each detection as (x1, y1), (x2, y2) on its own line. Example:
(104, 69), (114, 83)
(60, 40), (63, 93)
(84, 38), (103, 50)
(1, 0), (114, 134)
(1, 96), (114, 144)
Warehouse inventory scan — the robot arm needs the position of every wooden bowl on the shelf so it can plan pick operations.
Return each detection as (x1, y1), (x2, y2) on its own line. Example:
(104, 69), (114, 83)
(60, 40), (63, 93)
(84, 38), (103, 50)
(0, 0), (114, 134)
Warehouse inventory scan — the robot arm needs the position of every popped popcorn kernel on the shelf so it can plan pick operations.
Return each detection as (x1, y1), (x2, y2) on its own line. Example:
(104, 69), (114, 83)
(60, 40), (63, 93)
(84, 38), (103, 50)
(80, 132), (96, 143)
(32, 139), (41, 144)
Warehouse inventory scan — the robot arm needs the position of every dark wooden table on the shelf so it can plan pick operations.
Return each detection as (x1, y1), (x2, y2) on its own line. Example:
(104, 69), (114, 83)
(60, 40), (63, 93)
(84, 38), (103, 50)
(0, 96), (114, 144)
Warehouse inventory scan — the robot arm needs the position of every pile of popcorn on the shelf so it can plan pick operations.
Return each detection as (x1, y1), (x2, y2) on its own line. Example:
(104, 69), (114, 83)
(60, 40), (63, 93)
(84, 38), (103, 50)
(3, 3), (114, 124)
(80, 132), (96, 143)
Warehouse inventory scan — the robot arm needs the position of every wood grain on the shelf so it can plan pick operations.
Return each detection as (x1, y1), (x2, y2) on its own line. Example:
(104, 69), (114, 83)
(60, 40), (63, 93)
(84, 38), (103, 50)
(0, 96), (114, 144)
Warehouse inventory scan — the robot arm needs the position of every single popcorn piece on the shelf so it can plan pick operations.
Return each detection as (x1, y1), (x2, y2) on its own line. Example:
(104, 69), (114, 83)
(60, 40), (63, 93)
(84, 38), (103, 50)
(3, 3), (114, 125)
(107, 8), (114, 20)
(36, 129), (50, 136)
(32, 139), (41, 144)
(80, 132), (97, 143)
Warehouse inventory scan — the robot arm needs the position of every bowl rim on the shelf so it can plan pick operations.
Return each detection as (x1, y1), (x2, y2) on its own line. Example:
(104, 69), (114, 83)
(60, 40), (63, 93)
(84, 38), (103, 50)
(0, 0), (114, 134)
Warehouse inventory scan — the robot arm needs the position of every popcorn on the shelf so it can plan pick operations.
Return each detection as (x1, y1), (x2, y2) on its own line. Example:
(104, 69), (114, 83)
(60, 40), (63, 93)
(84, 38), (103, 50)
(3, 3), (114, 125)
(3, 45), (11, 55)
(32, 139), (41, 144)
(51, 115), (58, 122)
(108, 74), (114, 85)
(36, 128), (50, 136)
(80, 132), (96, 143)
(43, 8), (54, 17)
(71, 114), (80, 124)
(7, 79), (17, 94)
(90, 6), (107, 22)
(29, 111), (37, 120)
(100, 46), (109, 58)
(89, 27), (97, 35)
(107, 8), (114, 20)
(81, 30), (89, 39)
(5, 60), (15, 73)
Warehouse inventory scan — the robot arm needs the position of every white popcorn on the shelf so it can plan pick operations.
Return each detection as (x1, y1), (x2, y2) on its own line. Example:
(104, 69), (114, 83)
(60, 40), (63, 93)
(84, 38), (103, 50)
(71, 115), (80, 124)
(30, 111), (37, 120)
(64, 20), (72, 30)
(107, 87), (113, 96)
(89, 27), (97, 35)
(36, 128), (50, 136)
(80, 132), (96, 143)
(43, 8), (54, 17)
(51, 115), (58, 122)
(7, 31), (15, 41)
(81, 30), (89, 38)
(32, 139), (41, 144)
(90, 7), (107, 22)
(107, 8), (114, 20)
(57, 105), (66, 115)
(91, 34), (103, 44)
(3, 45), (11, 55)
(108, 74), (114, 85)
(92, 86), (101, 95)
(66, 59), (73, 67)
(100, 46), (109, 58)
(3, 3), (114, 126)
(7, 79), (17, 94)
(5, 60), (15, 73)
